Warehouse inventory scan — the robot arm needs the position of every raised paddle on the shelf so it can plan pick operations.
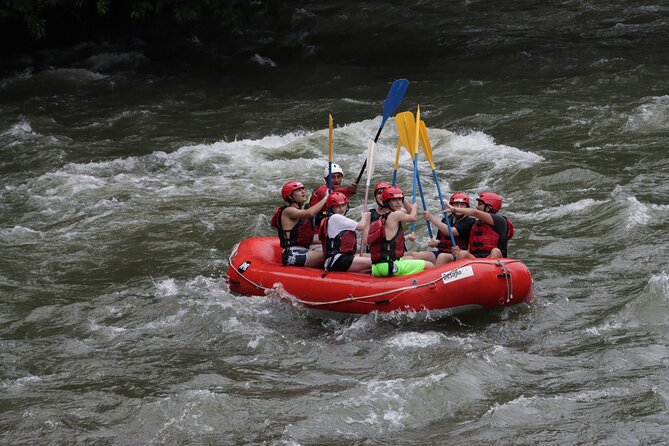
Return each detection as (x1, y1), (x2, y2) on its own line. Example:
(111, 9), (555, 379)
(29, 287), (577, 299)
(360, 139), (377, 254)
(355, 79), (409, 185)
(327, 114), (334, 193)
(419, 120), (457, 248)
(391, 139), (402, 186)
(395, 109), (433, 240)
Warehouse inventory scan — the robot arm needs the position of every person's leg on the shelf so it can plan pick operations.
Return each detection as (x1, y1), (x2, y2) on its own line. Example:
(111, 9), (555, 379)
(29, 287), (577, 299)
(455, 249), (475, 260)
(305, 250), (324, 267)
(394, 258), (434, 275)
(348, 256), (372, 273)
(435, 253), (454, 266)
(404, 250), (436, 262)
(488, 248), (502, 259)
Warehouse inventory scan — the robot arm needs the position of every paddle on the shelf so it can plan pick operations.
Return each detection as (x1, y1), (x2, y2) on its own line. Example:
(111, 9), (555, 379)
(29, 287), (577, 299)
(395, 109), (433, 240)
(419, 120), (457, 248)
(355, 79), (409, 185)
(327, 114), (334, 193)
(391, 139), (402, 186)
(360, 139), (377, 254)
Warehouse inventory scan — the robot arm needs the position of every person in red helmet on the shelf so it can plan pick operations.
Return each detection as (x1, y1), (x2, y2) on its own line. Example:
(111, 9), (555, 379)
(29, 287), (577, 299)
(422, 192), (476, 265)
(309, 163), (358, 227)
(370, 181), (412, 222)
(368, 186), (434, 277)
(446, 192), (514, 259)
(318, 192), (371, 273)
(271, 181), (328, 267)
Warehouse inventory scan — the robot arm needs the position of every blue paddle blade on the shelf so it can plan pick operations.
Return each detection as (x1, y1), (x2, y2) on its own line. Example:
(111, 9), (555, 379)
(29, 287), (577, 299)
(380, 79), (409, 128)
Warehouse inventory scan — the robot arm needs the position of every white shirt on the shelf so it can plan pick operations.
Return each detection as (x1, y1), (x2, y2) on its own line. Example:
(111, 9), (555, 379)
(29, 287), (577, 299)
(327, 213), (358, 238)
(324, 213), (358, 269)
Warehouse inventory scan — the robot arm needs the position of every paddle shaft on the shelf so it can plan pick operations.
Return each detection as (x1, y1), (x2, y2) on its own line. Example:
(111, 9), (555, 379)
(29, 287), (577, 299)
(432, 169), (457, 247)
(328, 115), (334, 193)
(355, 126), (383, 184)
(410, 160), (433, 238)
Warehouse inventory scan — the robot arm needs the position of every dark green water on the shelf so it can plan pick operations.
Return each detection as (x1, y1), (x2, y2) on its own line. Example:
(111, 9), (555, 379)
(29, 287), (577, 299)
(1, 2), (668, 444)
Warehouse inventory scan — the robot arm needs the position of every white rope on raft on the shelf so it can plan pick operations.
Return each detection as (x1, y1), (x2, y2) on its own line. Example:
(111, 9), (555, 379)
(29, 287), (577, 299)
(227, 250), (524, 307)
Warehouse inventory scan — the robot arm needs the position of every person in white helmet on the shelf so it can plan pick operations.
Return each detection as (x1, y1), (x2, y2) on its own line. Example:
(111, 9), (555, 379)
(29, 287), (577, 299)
(309, 163), (358, 227)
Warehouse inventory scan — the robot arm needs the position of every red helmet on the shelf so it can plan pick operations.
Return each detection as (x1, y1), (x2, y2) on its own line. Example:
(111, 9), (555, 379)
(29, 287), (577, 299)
(477, 192), (502, 212)
(374, 181), (392, 193)
(381, 186), (404, 202)
(326, 191), (348, 208)
(449, 192), (470, 206)
(281, 181), (304, 201)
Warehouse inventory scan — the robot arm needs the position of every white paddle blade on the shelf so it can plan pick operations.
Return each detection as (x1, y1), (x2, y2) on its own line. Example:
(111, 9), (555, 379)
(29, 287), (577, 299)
(365, 140), (377, 186)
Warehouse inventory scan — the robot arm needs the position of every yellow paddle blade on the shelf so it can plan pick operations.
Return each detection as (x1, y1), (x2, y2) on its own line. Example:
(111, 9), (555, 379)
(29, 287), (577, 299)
(328, 114), (333, 161)
(393, 139), (402, 170)
(419, 120), (435, 169)
(395, 111), (417, 158)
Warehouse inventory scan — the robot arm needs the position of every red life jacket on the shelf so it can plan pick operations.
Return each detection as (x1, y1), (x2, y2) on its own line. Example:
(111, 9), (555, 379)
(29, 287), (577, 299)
(271, 206), (315, 248)
(319, 217), (357, 259)
(468, 216), (514, 256)
(309, 184), (355, 207)
(368, 216), (405, 263)
(436, 215), (471, 252)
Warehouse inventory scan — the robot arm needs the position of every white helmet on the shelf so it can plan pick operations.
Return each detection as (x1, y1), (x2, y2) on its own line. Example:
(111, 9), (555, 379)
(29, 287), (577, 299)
(323, 163), (344, 178)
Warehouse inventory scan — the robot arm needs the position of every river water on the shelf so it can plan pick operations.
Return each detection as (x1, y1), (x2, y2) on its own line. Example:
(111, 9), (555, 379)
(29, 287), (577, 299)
(2, 2), (669, 444)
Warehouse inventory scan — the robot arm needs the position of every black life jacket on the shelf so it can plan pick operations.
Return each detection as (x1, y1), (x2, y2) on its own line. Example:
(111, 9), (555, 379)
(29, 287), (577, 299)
(271, 206), (315, 248)
(436, 215), (474, 252)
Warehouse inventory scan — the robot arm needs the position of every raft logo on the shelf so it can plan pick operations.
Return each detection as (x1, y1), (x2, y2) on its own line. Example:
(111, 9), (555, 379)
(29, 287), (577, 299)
(441, 265), (474, 284)
(238, 261), (251, 273)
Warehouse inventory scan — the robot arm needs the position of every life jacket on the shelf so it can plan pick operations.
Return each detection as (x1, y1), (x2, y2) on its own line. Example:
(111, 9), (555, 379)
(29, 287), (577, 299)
(370, 208), (386, 222)
(368, 215), (405, 266)
(309, 184), (354, 207)
(436, 215), (473, 252)
(468, 216), (514, 256)
(271, 206), (315, 248)
(319, 217), (357, 259)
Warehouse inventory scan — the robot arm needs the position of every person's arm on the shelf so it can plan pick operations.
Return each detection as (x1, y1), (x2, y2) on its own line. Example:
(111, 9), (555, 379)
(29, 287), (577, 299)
(283, 194), (328, 219)
(309, 185), (327, 206)
(446, 203), (494, 225)
(355, 212), (370, 231)
(334, 184), (358, 196)
(392, 203), (418, 224)
(403, 198), (412, 213)
(424, 211), (460, 237)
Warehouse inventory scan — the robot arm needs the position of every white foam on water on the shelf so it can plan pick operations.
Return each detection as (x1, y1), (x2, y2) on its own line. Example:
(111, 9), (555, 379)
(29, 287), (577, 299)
(625, 195), (651, 229)
(2, 120), (35, 137)
(386, 331), (444, 349)
(140, 309), (189, 330)
(648, 271), (669, 299)
(584, 320), (624, 336)
(88, 318), (127, 337)
(623, 95), (669, 132)
(2, 374), (43, 393)
(610, 185), (651, 230)
(444, 130), (544, 170)
(515, 198), (605, 222)
(154, 278), (179, 298)
(34, 67), (109, 83)
(251, 53), (278, 67)
(342, 97), (372, 105)
(0, 225), (42, 239)
(0, 67), (33, 89)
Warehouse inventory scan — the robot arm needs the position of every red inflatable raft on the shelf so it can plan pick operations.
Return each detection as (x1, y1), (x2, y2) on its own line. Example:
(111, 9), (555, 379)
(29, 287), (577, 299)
(226, 236), (533, 318)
